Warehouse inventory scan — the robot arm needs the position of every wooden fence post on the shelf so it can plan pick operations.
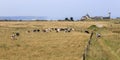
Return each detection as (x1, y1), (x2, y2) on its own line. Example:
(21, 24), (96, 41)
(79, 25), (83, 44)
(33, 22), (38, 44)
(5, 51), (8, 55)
(90, 32), (93, 39)
(82, 31), (94, 60)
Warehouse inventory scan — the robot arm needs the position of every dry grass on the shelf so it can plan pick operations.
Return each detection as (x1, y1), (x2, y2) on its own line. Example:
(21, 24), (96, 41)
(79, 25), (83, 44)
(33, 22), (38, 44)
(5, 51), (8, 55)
(86, 20), (120, 60)
(0, 20), (120, 60)
(0, 21), (89, 60)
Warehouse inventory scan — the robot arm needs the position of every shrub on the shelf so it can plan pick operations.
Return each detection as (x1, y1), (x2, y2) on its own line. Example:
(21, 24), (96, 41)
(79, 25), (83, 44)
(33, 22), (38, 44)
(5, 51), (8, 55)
(88, 25), (98, 31)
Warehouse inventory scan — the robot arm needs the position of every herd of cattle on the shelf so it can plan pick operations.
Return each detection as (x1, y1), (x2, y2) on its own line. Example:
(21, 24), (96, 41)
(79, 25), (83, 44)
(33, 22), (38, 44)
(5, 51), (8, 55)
(10, 27), (75, 40)
(27, 27), (75, 33)
(10, 27), (101, 40)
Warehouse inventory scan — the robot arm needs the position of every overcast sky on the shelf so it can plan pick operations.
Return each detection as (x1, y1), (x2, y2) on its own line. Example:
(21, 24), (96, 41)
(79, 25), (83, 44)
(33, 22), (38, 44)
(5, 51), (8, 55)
(0, 0), (120, 19)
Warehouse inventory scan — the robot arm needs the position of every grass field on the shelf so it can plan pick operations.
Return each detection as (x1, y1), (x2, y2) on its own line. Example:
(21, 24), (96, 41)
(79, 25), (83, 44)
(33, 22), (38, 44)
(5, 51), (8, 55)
(0, 20), (120, 60)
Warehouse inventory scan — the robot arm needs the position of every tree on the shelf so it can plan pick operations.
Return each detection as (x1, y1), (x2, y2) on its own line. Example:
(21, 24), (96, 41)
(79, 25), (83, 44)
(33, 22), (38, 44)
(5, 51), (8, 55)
(65, 17), (69, 21)
(70, 17), (74, 21)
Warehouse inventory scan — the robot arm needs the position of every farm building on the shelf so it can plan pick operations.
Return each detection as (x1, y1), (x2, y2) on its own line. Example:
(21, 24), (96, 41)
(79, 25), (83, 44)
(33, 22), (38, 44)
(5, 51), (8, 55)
(81, 12), (111, 20)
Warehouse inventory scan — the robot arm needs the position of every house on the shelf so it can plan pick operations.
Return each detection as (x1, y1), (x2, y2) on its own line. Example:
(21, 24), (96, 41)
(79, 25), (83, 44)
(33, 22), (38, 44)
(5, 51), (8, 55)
(81, 14), (91, 20)
(91, 16), (103, 20)
(81, 12), (111, 20)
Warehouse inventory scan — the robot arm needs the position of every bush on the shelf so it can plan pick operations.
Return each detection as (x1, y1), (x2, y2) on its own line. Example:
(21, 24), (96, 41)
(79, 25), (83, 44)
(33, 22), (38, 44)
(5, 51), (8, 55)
(88, 25), (107, 32)
(88, 25), (98, 31)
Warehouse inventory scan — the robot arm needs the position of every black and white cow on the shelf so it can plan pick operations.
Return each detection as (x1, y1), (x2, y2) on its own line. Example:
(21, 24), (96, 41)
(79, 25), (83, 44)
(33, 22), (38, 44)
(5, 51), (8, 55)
(85, 30), (89, 34)
(96, 33), (101, 38)
(55, 28), (74, 33)
(11, 32), (20, 40)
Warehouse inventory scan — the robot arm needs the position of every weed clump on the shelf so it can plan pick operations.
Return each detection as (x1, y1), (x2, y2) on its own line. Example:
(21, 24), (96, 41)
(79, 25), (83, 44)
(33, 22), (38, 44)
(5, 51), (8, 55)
(88, 25), (99, 31)
(88, 25), (106, 31)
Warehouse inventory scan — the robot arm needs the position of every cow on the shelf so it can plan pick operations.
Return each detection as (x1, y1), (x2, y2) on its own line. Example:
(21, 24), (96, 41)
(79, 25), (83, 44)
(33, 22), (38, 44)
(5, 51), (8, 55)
(55, 28), (61, 32)
(42, 29), (47, 32)
(15, 32), (20, 36)
(85, 30), (89, 34)
(64, 28), (74, 32)
(37, 29), (40, 32)
(33, 29), (37, 32)
(55, 28), (74, 33)
(10, 32), (20, 40)
(42, 28), (51, 32)
(27, 30), (30, 33)
(10, 34), (16, 40)
(96, 33), (101, 38)
(33, 29), (40, 32)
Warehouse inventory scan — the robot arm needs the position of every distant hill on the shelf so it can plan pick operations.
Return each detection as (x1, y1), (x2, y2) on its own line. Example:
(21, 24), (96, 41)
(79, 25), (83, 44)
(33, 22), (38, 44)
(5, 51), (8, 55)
(0, 16), (47, 20)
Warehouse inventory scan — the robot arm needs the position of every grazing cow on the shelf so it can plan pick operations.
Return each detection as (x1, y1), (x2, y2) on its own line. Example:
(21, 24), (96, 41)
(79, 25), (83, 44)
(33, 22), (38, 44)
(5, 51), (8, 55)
(33, 29), (37, 32)
(33, 29), (40, 32)
(10, 34), (16, 40)
(15, 32), (20, 36)
(96, 33), (101, 38)
(37, 29), (40, 32)
(47, 28), (52, 32)
(42, 29), (47, 32)
(65, 28), (74, 32)
(27, 30), (30, 33)
(10, 32), (20, 40)
(55, 28), (61, 32)
(64, 28), (70, 32)
(85, 30), (89, 34)
(55, 28), (74, 33)
(42, 29), (50, 32)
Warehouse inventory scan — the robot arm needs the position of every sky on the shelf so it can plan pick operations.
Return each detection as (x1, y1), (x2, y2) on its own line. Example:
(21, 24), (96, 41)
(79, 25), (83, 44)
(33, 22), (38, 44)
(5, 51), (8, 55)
(0, 0), (120, 19)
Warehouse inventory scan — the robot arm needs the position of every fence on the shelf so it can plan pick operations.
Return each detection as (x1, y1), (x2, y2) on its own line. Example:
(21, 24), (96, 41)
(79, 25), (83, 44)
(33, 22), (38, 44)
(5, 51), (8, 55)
(82, 32), (94, 60)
